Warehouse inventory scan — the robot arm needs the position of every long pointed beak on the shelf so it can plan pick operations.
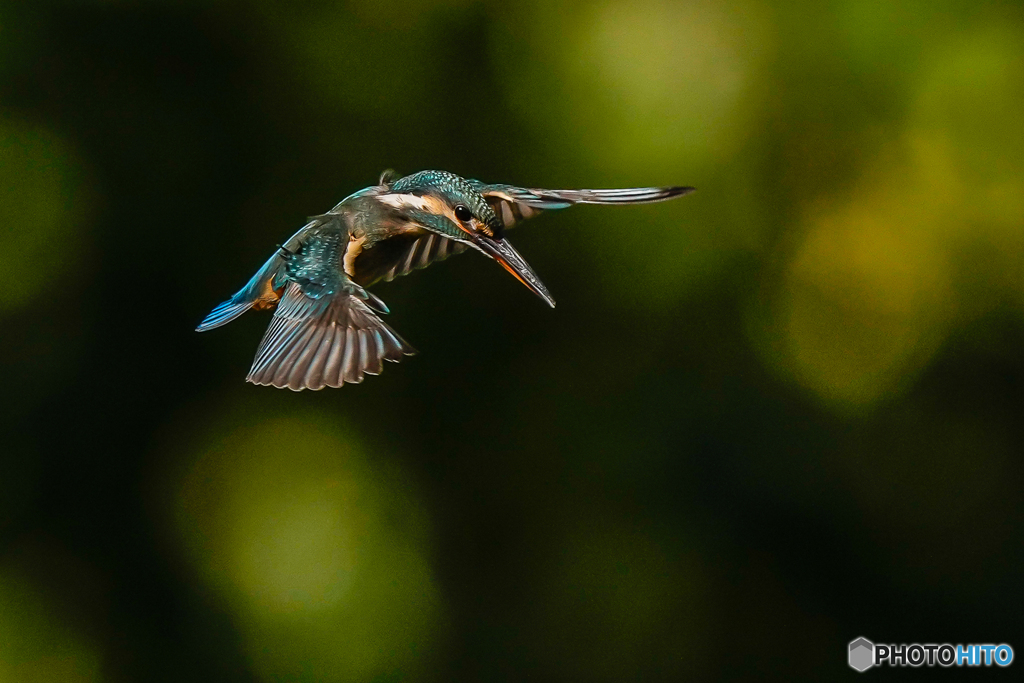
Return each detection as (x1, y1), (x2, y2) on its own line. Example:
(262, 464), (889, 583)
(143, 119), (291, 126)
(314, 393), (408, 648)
(472, 235), (556, 308)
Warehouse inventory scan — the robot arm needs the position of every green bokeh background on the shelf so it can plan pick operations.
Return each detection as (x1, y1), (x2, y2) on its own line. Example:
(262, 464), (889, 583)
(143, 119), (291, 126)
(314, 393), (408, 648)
(1, 0), (1022, 680)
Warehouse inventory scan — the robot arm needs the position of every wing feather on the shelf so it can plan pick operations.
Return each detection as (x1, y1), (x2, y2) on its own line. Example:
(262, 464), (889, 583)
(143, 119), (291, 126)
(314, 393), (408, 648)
(469, 181), (695, 229)
(247, 282), (415, 390)
(349, 232), (469, 287)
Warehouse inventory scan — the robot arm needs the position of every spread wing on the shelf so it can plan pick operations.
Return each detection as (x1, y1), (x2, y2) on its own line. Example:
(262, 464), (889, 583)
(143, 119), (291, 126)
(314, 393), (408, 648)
(247, 222), (414, 390)
(340, 178), (693, 287)
(247, 281), (414, 391)
(468, 181), (695, 229)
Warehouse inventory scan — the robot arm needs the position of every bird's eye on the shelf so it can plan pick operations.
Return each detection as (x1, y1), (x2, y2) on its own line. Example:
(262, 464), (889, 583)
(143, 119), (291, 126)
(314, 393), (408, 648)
(454, 205), (473, 222)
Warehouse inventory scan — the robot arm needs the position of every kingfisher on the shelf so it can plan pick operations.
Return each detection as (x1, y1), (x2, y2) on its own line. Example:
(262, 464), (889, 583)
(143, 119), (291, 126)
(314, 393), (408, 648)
(197, 170), (694, 390)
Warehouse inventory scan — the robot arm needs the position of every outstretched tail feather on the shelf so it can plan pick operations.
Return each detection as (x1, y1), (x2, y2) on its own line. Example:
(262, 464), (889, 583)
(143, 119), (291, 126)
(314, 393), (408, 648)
(247, 282), (414, 391)
(196, 249), (289, 332)
(196, 300), (254, 331)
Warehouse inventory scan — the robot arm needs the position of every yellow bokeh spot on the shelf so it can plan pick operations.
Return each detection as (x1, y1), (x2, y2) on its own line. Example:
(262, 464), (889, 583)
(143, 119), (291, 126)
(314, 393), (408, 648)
(0, 118), (86, 314)
(912, 26), (1024, 308)
(0, 557), (102, 683)
(780, 169), (954, 408)
(497, 0), (768, 174)
(763, 21), (1024, 411)
(576, 0), (765, 170)
(172, 407), (443, 682)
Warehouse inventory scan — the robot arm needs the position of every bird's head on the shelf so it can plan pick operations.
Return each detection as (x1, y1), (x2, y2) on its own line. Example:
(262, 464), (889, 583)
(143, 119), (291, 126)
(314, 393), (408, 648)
(375, 169), (555, 307)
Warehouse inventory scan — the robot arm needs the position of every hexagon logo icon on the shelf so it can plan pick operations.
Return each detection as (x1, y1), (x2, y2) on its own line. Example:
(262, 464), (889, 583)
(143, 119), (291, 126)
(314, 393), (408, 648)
(849, 637), (874, 672)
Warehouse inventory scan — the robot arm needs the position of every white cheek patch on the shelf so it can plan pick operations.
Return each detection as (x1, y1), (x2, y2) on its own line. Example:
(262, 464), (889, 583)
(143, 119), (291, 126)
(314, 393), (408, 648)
(377, 193), (435, 211)
(377, 192), (476, 236)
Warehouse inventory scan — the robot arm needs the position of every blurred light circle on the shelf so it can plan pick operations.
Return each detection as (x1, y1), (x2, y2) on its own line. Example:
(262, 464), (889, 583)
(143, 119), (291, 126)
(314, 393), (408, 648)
(172, 408), (445, 682)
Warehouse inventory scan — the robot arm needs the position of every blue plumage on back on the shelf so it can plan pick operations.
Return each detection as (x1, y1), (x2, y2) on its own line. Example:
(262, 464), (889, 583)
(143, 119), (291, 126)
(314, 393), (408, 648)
(197, 169), (693, 390)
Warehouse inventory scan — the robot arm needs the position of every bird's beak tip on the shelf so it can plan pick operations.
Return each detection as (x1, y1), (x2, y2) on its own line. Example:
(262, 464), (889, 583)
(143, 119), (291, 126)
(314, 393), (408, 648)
(473, 234), (556, 308)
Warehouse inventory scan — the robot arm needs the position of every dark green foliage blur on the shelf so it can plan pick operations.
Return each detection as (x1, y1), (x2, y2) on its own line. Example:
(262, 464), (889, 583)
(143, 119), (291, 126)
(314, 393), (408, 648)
(1, 0), (1022, 681)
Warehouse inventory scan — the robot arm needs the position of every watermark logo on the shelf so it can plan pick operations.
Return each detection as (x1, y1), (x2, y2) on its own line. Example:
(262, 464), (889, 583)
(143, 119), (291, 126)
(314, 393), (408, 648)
(848, 637), (1014, 671)
(849, 638), (874, 672)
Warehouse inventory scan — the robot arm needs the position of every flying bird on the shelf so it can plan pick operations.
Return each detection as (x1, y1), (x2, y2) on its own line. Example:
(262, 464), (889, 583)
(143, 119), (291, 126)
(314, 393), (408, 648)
(197, 170), (694, 390)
